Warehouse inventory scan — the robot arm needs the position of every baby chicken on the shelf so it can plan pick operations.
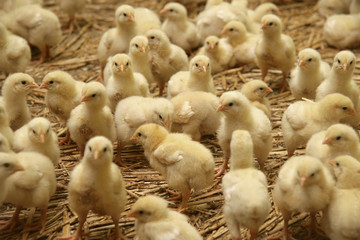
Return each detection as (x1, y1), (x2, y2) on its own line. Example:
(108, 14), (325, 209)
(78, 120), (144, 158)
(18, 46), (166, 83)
(105, 53), (150, 112)
(0, 156), (23, 206)
(330, 155), (360, 189)
(248, 3), (280, 23)
(128, 195), (202, 240)
(171, 91), (220, 141)
(131, 123), (215, 210)
(240, 80), (273, 119)
(318, 0), (350, 17)
(160, 2), (200, 53)
(222, 130), (270, 240)
(167, 55), (215, 98)
(281, 93), (356, 157)
(134, 7), (161, 35)
(62, 136), (126, 240)
(146, 29), (188, 96)
(216, 91), (272, 176)
(12, 117), (59, 166)
(290, 48), (330, 100)
(255, 14), (296, 91)
(0, 22), (31, 76)
(67, 81), (116, 157)
(273, 155), (335, 240)
(0, 101), (14, 145)
(2, 73), (39, 131)
(58, 0), (87, 33)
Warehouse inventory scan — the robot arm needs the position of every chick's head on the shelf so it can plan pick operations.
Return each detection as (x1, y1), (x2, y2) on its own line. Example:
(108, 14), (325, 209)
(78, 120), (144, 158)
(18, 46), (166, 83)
(80, 81), (107, 107)
(131, 123), (168, 147)
(150, 98), (174, 130)
(241, 80), (272, 101)
(0, 153), (23, 180)
(129, 36), (149, 55)
(322, 123), (359, 150)
(190, 55), (211, 75)
(145, 29), (170, 51)
(5, 73), (38, 95)
(295, 156), (324, 187)
(115, 4), (135, 25)
(28, 117), (52, 144)
(128, 195), (169, 223)
(83, 136), (114, 167)
(204, 36), (220, 51)
(319, 93), (356, 119)
(217, 91), (250, 116)
(111, 54), (133, 75)
(40, 71), (74, 93)
(260, 14), (282, 34)
(221, 21), (246, 38)
(329, 155), (360, 182)
(160, 2), (187, 20)
(332, 50), (356, 73)
(297, 48), (321, 70)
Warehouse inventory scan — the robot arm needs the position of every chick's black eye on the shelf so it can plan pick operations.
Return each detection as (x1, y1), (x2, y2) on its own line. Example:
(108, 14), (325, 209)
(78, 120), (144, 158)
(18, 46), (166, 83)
(337, 59), (341, 64)
(336, 136), (341, 140)
(259, 87), (264, 90)
(335, 162), (340, 167)
(103, 147), (107, 152)
(32, 130), (36, 134)
(123, 13), (127, 17)
(138, 133), (142, 137)
(3, 163), (10, 168)
(92, 94), (96, 98)
(150, 36), (155, 40)
(342, 107), (347, 110)
(208, 63), (210, 67)
(350, 61), (353, 65)
(308, 58), (312, 62)
(310, 173), (315, 177)
(229, 28), (234, 32)
(89, 146), (92, 151)
(135, 44), (138, 48)
(169, 9), (174, 12)
(269, 22), (273, 26)
(49, 81), (54, 84)
(215, 42), (218, 45)
(195, 63), (199, 67)
(159, 114), (163, 119)
(21, 81), (26, 85)
(138, 210), (144, 214)
(114, 62), (118, 67)
(126, 62), (129, 66)
(228, 103), (233, 106)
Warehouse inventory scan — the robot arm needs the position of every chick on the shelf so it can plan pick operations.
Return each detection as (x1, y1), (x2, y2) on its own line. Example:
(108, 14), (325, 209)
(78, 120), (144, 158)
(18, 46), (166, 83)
(197, 35), (233, 74)
(2, 73), (39, 131)
(146, 29), (189, 96)
(318, 0), (351, 17)
(281, 93), (356, 157)
(58, 0), (87, 33)
(167, 55), (215, 99)
(1, 152), (56, 233)
(128, 195), (202, 240)
(134, 7), (161, 35)
(240, 80), (272, 119)
(105, 53), (150, 112)
(131, 123), (215, 210)
(222, 130), (270, 240)
(62, 136), (126, 240)
(114, 96), (174, 164)
(273, 155), (335, 239)
(0, 101), (14, 145)
(248, 3), (280, 23)
(67, 81), (116, 157)
(329, 155), (360, 189)
(12, 117), (59, 166)
(255, 14), (296, 91)
(290, 48), (330, 100)
(216, 91), (272, 176)
(0, 156), (23, 206)
(160, 2), (200, 53)
(0, 22), (31, 76)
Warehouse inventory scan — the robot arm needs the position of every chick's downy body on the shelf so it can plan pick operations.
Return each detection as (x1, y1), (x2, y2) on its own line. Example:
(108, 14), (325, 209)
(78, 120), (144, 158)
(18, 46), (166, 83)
(0, 156), (23, 205)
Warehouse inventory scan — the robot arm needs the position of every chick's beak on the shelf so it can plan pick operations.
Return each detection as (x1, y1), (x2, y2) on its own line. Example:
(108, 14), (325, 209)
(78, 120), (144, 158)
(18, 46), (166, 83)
(119, 64), (125, 72)
(80, 94), (88, 102)
(140, 45), (146, 53)
(93, 148), (101, 160)
(39, 130), (45, 143)
(163, 116), (171, 130)
(30, 82), (39, 89)
(265, 87), (273, 94)
(328, 160), (335, 166)
(210, 43), (215, 49)
(299, 59), (306, 66)
(160, 9), (167, 15)
(127, 210), (137, 218)
(130, 134), (138, 142)
(342, 63), (349, 71)
(357, 169), (360, 173)
(261, 23), (267, 30)
(322, 137), (332, 145)
(14, 163), (24, 172)
(201, 65), (207, 72)
(348, 108), (357, 116)
(39, 83), (48, 89)
(220, 29), (228, 35)
(129, 15), (135, 22)
(216, 103), (225, 112)
(300, 175), (307, 186)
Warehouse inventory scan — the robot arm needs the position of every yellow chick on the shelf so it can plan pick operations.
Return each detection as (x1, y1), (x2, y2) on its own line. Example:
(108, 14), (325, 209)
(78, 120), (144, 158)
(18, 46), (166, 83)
(0, 22), (31, 77)
(273, 155), (335, 240)
(114, 96), (174, 164)
(134, 7), (161, 35)
(255, 14), (296, 91)
(318, 0), (351, 17)
(290, 48), (330, 100)
(67, 81), (116, 157)
(12, 117), (59, 166)
(160, 2), (200, 53)
(216, 91), (272, 176)
(171, 91), (220, 141)
(58, 0), (87, 33)
(240, 80), (273, 119)
(105, 53), (150, 112)
(281, 93), (356, 157)
(222, 130), (270, 240)
(1, 152), (56, 233)
(167, 55), (215, 99)
(146, 29), (189, 96)
(0, 155), (23, 206)
(131, 123), (215, 211)
(2, 73), (39, 131)
(248, 3), (280, 23)
(197, 35), (233, 74)
(0, 101), (14, 146)
(128, 195), (202, 240)
(329, 155), (360, 189)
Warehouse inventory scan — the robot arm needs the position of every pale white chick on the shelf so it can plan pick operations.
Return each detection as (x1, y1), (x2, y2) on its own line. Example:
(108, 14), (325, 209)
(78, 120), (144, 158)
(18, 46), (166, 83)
(1, 152), (56, 233)
(223, 130), (270, 240)
(216, 91), (272, 176)
(131, 123), (215, 211)
(0, 101), (14, 145)
(248, 3), (280, 23)
(128, 195), (202, 240)
(0, 156), (23, 206)
(12, 117), (59, 166)
(2, 73), (39, 131)
(329, 155), (360, 189)
(281, 93), (356, 157)
(146, 29), (188, 96)
(272, 155), (335, 240)
(240, 80), (273, 119)
(167, 55), (215, 98)
(67, 81), (116, 157)
(255, 14), (296, 91)
(160, 2), (200, 53)
(290, 48), (330, 100)
(105, 53), (150, 112)
(134, 7), (161, 35)
(58, 0), (87, 33)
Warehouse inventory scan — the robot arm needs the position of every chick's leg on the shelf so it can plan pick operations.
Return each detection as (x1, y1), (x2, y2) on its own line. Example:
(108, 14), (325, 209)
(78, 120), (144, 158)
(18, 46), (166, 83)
(158, 81), (165, 97)
(23, 206), (48, 234)
(249, 230), (258, 240)
(268, 211), (296, 240)
(179, 188), (191, 212)
(261, 68), (268, 82)
(279, 71), (289, 92)
(308, 212), (326, 238)
(0, 206), (22, 232)
(59, 130), (72, 146)
(114, 141), (126, 167)
(214, 154), (229, 178)
(56, 211), (88, 240)
(110, 216), (119, 240)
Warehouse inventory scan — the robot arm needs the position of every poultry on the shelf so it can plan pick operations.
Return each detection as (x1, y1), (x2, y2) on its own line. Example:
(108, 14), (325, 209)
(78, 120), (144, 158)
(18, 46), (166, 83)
(58, 0), (87, 33)
(0, 100), (14, 146)
(329, 155), (360, 189)
(248, 3), (280, 23)
(318, 0), (351, 17)
(0, 155), (23, 206)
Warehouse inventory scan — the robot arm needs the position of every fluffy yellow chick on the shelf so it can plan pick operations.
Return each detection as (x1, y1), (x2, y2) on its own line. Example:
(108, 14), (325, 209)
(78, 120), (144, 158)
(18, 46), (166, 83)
(329, 155), (360, 189)
(0, 101), (14, 145)
(216, 91), (272, 176)
(240, 80), (272, 119)
(273, 155), (335, 239)
(105, 53), (150, 112)
(197, 35), (233, 74)
(1, 152), (56, 233)
(60, 136), (126, 239)
(248, 3), (280, 23)
(146, 29), (189, 96)
(255, 14), (296, 91)
(67, 81), (116, 157)
(318, 0), (351, 17)
(281, 93), (356, 157)
(131, 123), (215, 210)
(0, 22), (31, 76)
(128, 195), (202, 240)
(222, 130), (270, 240)
(171, 91), (220, 141)
(114, 96), (174, 164)
(0, 156), (23, 206)
(58, 0), (87, 33)
(134, 7), (161, 35)
(167, 55), (215, 98)
(160, 2), (200, 53)
(12, 117), (59, 166)
(2, 73), (39, 131)
(290, 48), (330, 100)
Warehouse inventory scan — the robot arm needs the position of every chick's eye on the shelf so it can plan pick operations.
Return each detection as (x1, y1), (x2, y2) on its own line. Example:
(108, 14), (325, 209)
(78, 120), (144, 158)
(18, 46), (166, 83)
(159, 114), (163, 119)
(92, 94), (96, 98)
(208, 63), (210, 67)
(32, 130), (36, 134)
(336, 136), (341, 140)
(229, 28), (234, 32)
(308, 58), (312, 62)
(49, 81), (54, 84)
(123, 13), (127, 17)
(206, 41), (209, 45)
(169, 9), (174, 12)
(138, 133), (142, 137)
(342, 107), (348, 110)
(350, 61), (353, 65)
(21, 81), (27, 85)
(138, 210), (144, 215)
(114, 62), (118, 67)
(228, 103), (233, 106)
(215, 42), (218, 45)
(103, 147), (107, 152)
(337, 59), (341, 64)
(269, 22), (273, 26)
(335, 162), (340, 167)
(150, 36), (155, 40)
(310, 173), (315, 177)
(3, 163), (10, 168)
(135, 44), (139, 48)
(195, 63), (199, 67)
(259, 87), (264, 91)
(126, 62), (129, 66)
(89, 146), (92, 151)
